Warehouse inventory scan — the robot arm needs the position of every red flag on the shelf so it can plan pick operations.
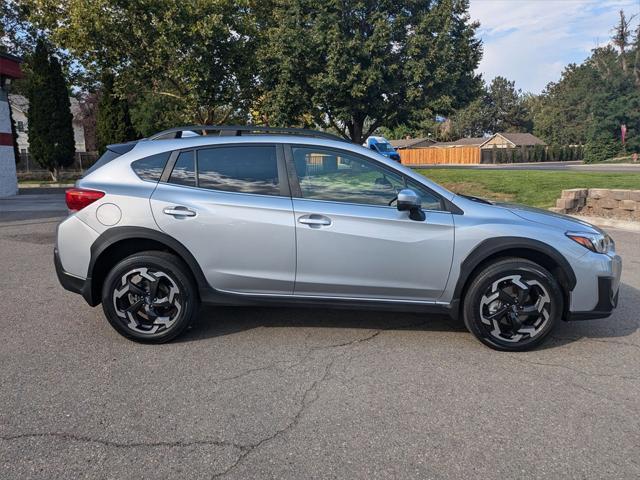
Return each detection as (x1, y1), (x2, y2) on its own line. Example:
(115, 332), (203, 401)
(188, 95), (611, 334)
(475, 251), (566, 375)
(621, 124), (627, 145)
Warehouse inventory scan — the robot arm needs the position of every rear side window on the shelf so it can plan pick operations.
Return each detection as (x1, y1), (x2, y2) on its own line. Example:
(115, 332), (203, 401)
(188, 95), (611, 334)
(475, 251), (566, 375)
(197, 146), (279, 196)
(131, 152), (170, 182)
(169, 151), (196, 187)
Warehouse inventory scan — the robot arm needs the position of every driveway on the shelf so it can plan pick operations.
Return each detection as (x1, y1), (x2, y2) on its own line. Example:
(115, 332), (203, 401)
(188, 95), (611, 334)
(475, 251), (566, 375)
(1, 192), (639, 479)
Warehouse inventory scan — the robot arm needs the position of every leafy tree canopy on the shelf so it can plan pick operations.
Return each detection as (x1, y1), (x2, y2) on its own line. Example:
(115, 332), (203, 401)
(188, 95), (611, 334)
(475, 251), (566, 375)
(258, 0), (483, 143)
(24, 0), (261, 124)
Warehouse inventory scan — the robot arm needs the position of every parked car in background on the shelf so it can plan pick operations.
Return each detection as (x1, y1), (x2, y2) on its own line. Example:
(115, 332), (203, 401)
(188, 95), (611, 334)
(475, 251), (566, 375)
(363, 136), (401, 162)
(55, 126), (621, 351)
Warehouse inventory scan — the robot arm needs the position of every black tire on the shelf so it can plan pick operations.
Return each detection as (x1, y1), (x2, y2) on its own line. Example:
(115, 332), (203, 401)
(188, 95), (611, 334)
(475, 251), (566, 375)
(462, 258), (563, 351)
(101, 251), (200, 343)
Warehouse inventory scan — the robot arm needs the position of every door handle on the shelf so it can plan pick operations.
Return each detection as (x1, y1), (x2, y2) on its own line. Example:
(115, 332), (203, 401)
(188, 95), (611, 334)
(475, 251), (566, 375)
(163, 206), (196, 217)
(298, 215), (332, 227)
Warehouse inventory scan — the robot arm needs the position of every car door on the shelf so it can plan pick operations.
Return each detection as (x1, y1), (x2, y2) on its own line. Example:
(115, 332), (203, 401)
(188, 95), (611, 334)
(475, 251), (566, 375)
(150, 144), (296, 295)
(288, 145), (454, 302)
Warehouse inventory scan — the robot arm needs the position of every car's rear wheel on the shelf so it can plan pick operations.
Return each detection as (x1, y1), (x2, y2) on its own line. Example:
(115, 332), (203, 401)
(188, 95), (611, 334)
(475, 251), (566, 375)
(101, 251), (199, 343)
(463, 258), (563, 351)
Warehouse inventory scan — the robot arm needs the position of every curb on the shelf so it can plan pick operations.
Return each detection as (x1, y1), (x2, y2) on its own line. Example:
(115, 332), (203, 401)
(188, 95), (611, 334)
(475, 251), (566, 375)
(18, 183), (75, 189)
(569, 214), (640, 233)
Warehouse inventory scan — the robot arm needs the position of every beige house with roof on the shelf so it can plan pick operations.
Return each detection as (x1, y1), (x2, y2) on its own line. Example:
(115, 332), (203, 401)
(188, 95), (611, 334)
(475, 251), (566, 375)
(480, 132), (546, 149)
(434, 132), (546, 149)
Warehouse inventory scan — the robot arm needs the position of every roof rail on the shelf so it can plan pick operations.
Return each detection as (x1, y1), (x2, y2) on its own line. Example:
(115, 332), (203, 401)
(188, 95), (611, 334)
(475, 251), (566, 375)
(148, 125), (349, 143)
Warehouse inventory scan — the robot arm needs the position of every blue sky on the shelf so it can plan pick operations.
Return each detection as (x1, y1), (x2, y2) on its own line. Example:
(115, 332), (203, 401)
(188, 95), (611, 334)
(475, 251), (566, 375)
(470, 0), (640, 93)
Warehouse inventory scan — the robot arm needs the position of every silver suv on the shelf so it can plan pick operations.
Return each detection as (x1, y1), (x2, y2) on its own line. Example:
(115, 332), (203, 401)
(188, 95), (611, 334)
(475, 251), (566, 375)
(55, 126), (622, 351)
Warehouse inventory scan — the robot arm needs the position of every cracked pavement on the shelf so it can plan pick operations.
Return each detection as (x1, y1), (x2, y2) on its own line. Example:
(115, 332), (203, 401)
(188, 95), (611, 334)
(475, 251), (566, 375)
(1, 195), (639, 479)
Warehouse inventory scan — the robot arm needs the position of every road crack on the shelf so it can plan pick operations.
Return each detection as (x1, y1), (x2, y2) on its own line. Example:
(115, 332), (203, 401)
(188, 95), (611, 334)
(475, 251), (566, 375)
(0, 432), (248, 451)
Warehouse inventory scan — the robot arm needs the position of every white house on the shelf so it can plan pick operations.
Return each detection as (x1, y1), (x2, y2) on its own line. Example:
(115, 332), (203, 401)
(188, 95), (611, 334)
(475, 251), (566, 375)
(9, 94), (89, 156)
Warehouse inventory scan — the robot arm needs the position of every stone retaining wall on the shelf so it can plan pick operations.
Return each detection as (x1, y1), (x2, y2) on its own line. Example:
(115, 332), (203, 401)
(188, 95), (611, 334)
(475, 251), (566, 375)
(551, 188), (640, 221)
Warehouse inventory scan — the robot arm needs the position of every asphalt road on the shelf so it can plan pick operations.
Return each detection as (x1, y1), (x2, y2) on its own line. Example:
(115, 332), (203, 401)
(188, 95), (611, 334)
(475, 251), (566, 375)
(1, 193), (639, 479)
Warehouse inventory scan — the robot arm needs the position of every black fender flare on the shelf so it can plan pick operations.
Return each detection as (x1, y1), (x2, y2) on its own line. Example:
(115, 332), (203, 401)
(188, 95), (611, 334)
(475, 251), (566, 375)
(452, 236), (577, 304)
(86, 226), (209, 305)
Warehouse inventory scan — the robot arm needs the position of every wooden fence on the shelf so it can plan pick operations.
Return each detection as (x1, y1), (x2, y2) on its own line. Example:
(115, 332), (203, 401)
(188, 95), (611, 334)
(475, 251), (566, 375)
(398, 147), (481, 166)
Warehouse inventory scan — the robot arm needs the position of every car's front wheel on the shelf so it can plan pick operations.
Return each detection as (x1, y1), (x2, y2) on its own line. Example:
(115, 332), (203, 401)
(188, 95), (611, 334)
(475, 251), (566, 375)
(463, 258), (563, 351)
(101, 251), (200, 343)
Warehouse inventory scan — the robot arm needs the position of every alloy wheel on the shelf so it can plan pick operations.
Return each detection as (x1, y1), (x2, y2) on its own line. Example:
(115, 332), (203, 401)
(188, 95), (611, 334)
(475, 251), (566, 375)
(479, 274), (551, 343)
(112, 267), (183, 334)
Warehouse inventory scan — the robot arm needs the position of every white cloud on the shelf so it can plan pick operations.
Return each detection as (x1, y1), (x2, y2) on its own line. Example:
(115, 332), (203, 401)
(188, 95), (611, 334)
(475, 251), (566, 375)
(470, 0), (640, 93)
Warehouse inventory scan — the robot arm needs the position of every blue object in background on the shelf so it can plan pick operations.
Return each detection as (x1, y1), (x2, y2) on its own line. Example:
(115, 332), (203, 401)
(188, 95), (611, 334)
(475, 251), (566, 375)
(363, 136), (401, 162)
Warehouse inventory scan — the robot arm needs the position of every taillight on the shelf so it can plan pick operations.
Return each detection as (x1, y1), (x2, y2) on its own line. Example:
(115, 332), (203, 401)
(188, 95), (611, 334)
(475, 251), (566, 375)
(65, 188), (105, 212)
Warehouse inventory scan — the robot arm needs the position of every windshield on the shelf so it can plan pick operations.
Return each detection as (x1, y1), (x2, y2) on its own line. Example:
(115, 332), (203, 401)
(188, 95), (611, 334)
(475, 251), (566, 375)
(375, 142), (395, 153)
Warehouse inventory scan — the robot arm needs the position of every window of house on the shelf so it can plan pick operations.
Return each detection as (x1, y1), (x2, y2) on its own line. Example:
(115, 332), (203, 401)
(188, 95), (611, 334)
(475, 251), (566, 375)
(196, 145), (280, 196)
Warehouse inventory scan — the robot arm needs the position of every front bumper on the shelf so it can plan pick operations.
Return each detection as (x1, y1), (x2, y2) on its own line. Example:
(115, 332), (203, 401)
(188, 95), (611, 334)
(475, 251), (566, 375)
(567, 276), (620, 321)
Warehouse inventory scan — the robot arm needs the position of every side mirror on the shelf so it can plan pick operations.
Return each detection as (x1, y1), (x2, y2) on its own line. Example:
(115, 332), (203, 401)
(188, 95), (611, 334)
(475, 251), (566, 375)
(397, 189), (425, 221)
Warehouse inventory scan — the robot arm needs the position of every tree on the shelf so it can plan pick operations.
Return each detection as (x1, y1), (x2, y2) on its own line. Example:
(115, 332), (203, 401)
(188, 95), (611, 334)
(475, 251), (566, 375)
(24, 0), (259, 125)
(96, 73), (136, 153)
(450, 97), (490, 137)
(612, 10), (635, 73)
(450, 76), (531, 138)
(584, 132), (618, 163)
(532, 10), (640, 160)
(130, 93), (184, 139)
(27, 38), (75, 181)
(9, 105), (20, 164)
(486, 76), (531, 133)
(258, 0), (482, 143)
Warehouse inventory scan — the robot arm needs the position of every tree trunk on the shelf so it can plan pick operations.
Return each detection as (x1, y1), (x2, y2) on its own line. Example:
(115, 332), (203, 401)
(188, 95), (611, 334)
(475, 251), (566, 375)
(348, 119), (364, 144)
(49, 168), (59, 182)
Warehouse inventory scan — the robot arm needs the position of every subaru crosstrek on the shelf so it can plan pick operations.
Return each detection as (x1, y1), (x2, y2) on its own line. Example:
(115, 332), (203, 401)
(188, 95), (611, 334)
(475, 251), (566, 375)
(55, 126), (622, 351)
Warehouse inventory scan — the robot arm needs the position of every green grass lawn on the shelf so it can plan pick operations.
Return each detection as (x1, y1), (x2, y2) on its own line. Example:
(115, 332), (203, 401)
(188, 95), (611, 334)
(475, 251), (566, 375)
(416, 169), (640, 209)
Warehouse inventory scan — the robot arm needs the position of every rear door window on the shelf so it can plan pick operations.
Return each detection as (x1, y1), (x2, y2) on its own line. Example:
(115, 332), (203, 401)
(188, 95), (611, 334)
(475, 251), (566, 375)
(168, 150), (196, 187)
(196, 145), (280, 196)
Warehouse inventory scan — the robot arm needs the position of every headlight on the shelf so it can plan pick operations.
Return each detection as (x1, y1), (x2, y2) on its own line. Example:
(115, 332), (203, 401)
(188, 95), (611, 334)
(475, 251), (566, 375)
(566, 231), (613, 253)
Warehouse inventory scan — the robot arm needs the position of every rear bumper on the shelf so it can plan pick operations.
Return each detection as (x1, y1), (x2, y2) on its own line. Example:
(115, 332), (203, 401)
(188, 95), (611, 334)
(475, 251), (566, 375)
(54, 247), (97, 306)
(567, 276), (619, 321)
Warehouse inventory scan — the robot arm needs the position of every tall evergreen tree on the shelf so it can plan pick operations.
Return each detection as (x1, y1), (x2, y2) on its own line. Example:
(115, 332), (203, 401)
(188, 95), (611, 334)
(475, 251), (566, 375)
(9, 106), (20, 164)
(450, 76), (532, 138)
(96, 73), (136, 154)
(27, 38), (75, 181)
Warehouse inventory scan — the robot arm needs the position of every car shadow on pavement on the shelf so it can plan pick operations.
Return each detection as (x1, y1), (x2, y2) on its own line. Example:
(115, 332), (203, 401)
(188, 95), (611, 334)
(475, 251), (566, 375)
(178, 306), (467, 343)
(176, 282), (639, 348)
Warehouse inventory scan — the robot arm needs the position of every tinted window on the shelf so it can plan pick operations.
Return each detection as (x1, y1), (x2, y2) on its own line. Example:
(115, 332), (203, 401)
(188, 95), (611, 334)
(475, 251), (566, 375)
(169, 150), (196, 187)
(407, 180), (443, 211)
(197, 146), (279, 195)
(131, 152), (170, 182)
(293, 147), (406, 206)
